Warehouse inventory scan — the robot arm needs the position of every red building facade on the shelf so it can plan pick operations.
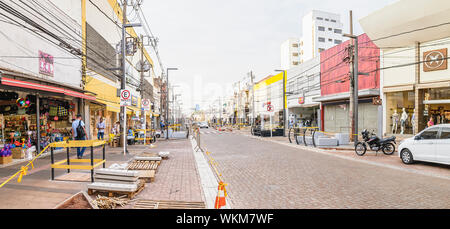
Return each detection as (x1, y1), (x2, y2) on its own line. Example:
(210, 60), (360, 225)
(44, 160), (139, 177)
(314, 33), (381, 134)
(320, 33), (380, 96)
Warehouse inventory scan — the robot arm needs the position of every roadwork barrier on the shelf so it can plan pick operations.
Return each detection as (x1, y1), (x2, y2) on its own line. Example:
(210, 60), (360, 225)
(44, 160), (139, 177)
(0, 140), (106, 188)
(190, 125), (229, 209)
(289, 127), (354, 148)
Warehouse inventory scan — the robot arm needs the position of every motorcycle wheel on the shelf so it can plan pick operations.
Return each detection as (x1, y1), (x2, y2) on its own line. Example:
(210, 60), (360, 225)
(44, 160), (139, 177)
(382, 142), (396, 155)
(355, 142), (367, 156)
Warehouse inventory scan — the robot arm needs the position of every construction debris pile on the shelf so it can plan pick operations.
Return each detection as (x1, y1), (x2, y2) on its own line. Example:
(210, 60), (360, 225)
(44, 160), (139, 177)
(92, 195), (128, 209)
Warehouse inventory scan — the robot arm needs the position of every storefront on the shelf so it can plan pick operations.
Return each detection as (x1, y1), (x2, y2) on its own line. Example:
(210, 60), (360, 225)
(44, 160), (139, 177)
(320, 96), (381, 134)
(315, 33), (381, 135)
(286, 56), (321, 128)
(384, 89), (415, 135)
(360, 0), (450, 136)
(0, 74), (94, 162)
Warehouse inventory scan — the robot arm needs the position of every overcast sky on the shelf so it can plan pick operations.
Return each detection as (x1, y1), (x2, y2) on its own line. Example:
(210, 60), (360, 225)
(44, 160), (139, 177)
(139, 0), (397, 113)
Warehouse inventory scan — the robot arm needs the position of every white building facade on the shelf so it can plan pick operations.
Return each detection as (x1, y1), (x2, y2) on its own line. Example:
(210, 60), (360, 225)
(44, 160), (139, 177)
(286, 56), (321, 128)
(300, 10), (344, 62)
(281, 38), (301, 70)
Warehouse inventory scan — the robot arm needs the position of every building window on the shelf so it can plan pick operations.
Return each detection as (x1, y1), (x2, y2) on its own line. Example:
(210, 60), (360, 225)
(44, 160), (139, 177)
(318, 26), (325, 31)
(292, 43), (299, 48)
(334, 29), (342, 34)
(293, 61), (299, 65)
(328, 28), (332, 31)
(334, 39), (342, 44)
(318, 48), (325, 53)
(316, 17), (323, 20)
(331, 19), (336, 23)
(318, 37), (325, 42)
(328, 38), (333, 42)
(325, 18), (329, 21)
(292, 52), (299, 57)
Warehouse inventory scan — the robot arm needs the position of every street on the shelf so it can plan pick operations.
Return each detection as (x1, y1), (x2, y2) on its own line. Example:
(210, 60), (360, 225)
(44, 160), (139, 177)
(199, 129), (450, 209)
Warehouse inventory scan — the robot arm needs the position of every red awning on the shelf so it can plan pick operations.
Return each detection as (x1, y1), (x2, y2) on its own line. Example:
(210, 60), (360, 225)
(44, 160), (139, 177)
(1, 77), (96, 101)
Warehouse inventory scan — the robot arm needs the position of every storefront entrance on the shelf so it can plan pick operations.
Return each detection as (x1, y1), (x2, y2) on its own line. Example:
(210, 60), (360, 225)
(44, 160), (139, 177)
(324, 99), (379, 134)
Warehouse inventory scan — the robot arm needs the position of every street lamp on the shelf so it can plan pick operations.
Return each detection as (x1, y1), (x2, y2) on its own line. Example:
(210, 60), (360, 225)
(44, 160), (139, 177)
(165, 67), (178, 140)
(275, 69), (287, 137)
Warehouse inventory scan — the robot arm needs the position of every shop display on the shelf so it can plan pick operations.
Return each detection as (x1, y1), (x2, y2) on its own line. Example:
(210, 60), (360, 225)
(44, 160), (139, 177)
(391, 110), (399, 134)
(16, 97), (31, 109)
(0, 144), (13, 164)
(400, 108), (409, 135)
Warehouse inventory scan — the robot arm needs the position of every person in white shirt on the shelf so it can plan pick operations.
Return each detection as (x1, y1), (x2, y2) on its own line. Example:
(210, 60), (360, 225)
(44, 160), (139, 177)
(97, 117), (106, 140)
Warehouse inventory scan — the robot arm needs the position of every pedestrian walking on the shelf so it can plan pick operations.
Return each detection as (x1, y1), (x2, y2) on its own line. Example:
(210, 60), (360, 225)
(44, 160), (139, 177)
(72, 114), (88, 159)
(97, 117), (106, 140)
(160, 120), (165, 134)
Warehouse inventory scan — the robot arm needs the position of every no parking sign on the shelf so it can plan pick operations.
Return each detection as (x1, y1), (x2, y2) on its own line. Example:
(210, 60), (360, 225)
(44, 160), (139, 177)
(120, 89), (132, 106)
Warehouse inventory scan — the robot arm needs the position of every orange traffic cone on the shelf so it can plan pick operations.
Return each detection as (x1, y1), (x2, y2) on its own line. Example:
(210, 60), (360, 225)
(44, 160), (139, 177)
(214, 181), (227, 209)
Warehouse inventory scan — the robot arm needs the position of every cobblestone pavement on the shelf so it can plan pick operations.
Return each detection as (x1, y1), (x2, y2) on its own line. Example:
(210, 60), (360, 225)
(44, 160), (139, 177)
(0, 139), (203, 209)
(123, 139), (204, 208)
(200, 129), (450, 209)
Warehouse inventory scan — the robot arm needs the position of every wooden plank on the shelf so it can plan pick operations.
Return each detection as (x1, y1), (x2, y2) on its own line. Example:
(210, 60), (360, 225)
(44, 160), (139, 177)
(133, 200), (206, 209)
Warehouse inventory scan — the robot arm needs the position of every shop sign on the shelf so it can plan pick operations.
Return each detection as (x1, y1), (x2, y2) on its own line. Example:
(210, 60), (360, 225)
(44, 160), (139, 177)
(131, 95), (138, 107)
(298, 97), (305, 104)
(39, 51), (54, 76)
(423, 48), (448, 72)
(372, 97), (382, 105)
(120, 89), (131, 106)
(141, 99), (150, 111)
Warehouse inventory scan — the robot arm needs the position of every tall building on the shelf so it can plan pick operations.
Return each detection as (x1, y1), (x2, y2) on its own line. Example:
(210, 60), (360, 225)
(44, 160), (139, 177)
(280, 10), (344, 69)
(281, 38), (301, 70)
(302, 10), (344, 62)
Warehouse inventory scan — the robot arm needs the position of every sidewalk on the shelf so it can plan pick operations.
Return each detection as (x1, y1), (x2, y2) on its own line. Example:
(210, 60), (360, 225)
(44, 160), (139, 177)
(237, 129), (450, 179)
(0, 139), (204, 209)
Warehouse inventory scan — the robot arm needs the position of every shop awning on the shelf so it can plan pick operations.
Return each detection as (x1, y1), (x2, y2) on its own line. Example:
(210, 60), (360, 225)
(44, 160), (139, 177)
(312, 89), (380, 102)
(417, 82), (450, 89)
(1, 77), (96, 100)
(383, 85), (414, 93)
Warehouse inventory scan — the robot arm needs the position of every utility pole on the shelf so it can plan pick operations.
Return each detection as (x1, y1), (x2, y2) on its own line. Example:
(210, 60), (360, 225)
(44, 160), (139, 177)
(121, 0), (128, 155)
(165, 68), (178, 140)
(250, 71), (255, 126)
(348, 10), (355, 144)
(344, 10), (360, 146)
(139, 34), (146, 145)
(219, 96), (222, 126)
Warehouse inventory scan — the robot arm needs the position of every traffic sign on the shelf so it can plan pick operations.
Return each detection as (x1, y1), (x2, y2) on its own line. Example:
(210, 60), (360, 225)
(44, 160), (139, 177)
(120, 89), (132, 106)
(141, 99), (150, 111)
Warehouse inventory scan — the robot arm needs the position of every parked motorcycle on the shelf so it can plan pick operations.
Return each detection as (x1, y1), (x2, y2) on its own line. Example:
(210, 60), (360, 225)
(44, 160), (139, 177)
(355, 129), (396, 156)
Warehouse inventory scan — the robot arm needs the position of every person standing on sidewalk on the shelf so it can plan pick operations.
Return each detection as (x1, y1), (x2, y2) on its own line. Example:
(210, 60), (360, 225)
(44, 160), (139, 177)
(72, 114), (88, 159)
(97, 117), (106, 140)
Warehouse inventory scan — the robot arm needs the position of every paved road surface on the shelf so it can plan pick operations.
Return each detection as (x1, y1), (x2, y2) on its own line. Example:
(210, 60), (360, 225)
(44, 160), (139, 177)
(200, 129), (450, 209)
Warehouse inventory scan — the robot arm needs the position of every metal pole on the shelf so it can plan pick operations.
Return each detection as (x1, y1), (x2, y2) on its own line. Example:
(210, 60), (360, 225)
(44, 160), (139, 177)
(165, 69), (169, 140)
(121, 0), (128, 155)
(139, 34), (146, 145)
(36, 94), (41, 155)
(348, 10), (355, 144)
(283, 71), (286, 137)
(354, 36), (359, 146)
(251, 71), (255, 126)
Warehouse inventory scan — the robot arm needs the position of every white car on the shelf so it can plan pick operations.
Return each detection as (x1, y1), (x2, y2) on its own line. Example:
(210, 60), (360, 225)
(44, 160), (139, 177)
(198, 122), (209, 128)
(398, 124), (450, 165)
